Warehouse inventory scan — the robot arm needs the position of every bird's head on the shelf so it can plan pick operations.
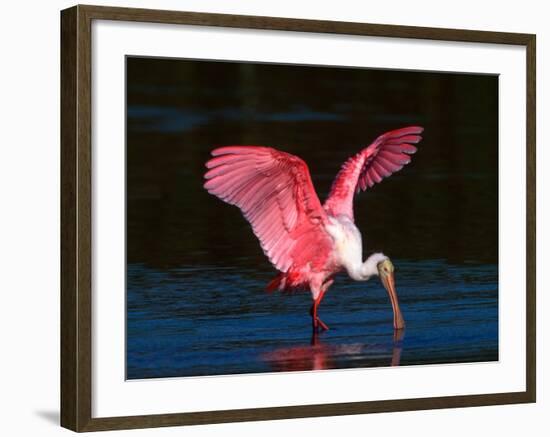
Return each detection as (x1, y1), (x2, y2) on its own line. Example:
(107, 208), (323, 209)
(377, 258), (405, 330)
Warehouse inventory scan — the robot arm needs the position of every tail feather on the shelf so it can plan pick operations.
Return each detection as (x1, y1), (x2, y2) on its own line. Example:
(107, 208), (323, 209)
(266, 274), (284, 292)
(266, 270), (310, 293)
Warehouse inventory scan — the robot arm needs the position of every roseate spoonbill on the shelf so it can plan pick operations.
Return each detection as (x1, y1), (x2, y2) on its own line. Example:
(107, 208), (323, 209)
(204, 126), (423, 332)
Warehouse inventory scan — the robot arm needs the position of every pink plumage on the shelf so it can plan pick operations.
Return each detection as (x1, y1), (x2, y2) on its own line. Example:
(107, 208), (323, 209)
(204, 126), (423, 332)
(324, 126), (423, 220)
(204, 146), (333, 277)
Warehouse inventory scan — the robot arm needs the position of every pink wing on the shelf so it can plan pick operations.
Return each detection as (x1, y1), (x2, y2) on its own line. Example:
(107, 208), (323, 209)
(324, 126), (423, 220)
(204, 146), (333, 273)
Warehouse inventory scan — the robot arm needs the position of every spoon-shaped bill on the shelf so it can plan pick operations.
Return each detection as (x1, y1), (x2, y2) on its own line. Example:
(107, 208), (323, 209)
(381, 272), (405, 330)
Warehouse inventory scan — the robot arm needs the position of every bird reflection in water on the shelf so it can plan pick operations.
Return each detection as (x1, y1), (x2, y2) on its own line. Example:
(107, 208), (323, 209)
(262, 329), (405, 373)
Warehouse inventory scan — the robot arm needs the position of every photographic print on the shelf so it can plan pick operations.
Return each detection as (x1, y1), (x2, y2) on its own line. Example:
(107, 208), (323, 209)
(126, 57), (498, 380)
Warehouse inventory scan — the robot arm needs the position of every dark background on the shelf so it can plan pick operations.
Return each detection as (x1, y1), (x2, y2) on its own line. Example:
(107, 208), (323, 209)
(126, 57), (498, 379)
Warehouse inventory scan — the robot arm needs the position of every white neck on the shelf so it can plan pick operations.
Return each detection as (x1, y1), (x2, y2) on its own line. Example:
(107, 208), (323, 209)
(348, 252), (388, 281)
(324, 215), (388, 282)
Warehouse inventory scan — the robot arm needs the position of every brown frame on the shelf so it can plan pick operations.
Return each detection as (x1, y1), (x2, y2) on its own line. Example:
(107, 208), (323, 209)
(60, 4), (536, 432)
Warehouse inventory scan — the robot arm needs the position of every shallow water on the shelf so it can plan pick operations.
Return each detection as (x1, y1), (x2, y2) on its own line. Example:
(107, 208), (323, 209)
(126, 57), (498, 379)
(127, 260), (497, 379)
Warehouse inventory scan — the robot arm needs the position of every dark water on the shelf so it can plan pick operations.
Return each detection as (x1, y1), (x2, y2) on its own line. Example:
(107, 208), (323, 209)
(126, 57), (499, 379)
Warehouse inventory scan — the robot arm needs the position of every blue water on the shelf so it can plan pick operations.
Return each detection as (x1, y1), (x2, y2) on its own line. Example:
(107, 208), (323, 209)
(126, 260), (497, 379)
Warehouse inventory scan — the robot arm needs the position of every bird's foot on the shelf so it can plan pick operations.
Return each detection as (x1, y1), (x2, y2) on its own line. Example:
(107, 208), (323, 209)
(317, 317), (329, 331)
(310, 304), (329, 332)
(313, 317), (329, 332)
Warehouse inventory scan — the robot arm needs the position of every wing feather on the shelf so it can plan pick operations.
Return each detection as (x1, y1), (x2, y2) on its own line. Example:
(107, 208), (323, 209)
(204, 146), (333, 273)
(324, 126), (423, 220)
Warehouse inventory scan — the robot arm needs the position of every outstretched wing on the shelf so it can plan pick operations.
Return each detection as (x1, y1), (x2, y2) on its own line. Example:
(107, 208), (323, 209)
(323, 126), (423, 220)
(204, 146), (333, 273)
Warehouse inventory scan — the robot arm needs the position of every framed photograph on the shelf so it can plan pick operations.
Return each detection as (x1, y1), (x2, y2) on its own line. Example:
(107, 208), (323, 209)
(60, 4), (536, 432)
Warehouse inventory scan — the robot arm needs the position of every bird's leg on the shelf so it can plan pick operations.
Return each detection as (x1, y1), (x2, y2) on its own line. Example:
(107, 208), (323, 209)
(310, 300), (328, 332)
(316, 279), (334, 331)
(309, 302), (319, 331)
(316, 314), (329, 331)
(310, 329), (320, 346)
(310, 283), (331, 332)
(315, 293), (329, 332)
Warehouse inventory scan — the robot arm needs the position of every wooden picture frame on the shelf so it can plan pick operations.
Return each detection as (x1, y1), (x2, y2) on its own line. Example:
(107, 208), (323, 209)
(61, 4), (536, 432)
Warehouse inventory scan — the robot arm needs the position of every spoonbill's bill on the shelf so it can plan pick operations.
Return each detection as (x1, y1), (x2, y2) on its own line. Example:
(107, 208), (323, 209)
(204, 126), (423, 332)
